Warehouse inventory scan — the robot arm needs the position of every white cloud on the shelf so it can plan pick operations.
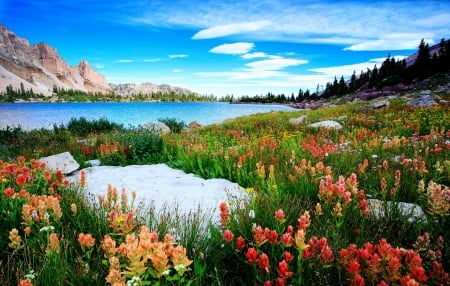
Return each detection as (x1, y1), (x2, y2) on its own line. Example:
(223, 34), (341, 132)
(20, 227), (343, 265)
(172, 69), (183, 73)
(344, 34), (436, 51)
(246, 58), (308, 71)
(241, 52), (267, 59)
(192, 20), (271, 39)
(94, 63), (105, 69)
(126, 1), (449, 51)
(169, 54), (188, 58)
(210, 42), (254, 55)
(310, 55), (407, 78)
(115, 59), (134, 63)
(143, 58), (163, 62)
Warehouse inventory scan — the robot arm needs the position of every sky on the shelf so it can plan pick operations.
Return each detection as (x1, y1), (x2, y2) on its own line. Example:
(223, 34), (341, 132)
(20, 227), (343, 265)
(1, 0), (449, 98)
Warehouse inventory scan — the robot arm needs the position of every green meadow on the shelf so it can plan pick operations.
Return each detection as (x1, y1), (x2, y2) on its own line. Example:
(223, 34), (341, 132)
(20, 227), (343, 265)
(1, 101), (449, 285)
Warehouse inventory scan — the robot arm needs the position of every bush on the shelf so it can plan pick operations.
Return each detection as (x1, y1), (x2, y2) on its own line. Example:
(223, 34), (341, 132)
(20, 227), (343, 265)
(158, 117), (186, 133)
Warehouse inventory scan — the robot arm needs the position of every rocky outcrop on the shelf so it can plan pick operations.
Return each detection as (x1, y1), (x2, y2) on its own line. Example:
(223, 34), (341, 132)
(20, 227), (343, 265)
(0, 24), (111, 95)
(110, 82), (194, 97)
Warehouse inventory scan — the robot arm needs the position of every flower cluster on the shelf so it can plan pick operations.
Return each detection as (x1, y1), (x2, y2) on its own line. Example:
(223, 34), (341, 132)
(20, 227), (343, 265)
(99, 185), (138, 236)
(102, 225), (192, 285)
(318, 173), (369, 217)
(21, 194), (62, 227)
(222, 207), (333, 286)
(338, 238), (449, 285)
(419, 180), (450, 216)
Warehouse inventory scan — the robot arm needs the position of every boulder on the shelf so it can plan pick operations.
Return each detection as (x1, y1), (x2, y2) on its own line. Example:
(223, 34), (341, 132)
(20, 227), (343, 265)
(39, 151), (80, 174)
(288, 115), (308, 125)
(410, 94), (437, 107)
(367, 199), (427, 223)
(308, 120), (342, 130)
(187, 121), (202, 129)
(141, 122), (171, 134)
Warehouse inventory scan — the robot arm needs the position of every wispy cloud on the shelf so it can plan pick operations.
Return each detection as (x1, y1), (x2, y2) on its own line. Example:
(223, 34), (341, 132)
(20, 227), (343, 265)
(115, 59), (134, 63)
(241, 52), (267, 59)
(192, 20), (271, 39)
(126, 0), (449, 51)
(210, 42), (254, 55)
(310, 56), (407, 78)
(172, 69), (183, 73)
(94, 63), (105, 69)
(246, 57), (308, 71)
(143, 58), (164, 62)
(169, 54), (188, 58)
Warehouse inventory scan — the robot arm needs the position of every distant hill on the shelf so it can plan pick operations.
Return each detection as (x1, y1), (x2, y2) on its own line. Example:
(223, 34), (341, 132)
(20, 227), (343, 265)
(0, 24), (195, 97)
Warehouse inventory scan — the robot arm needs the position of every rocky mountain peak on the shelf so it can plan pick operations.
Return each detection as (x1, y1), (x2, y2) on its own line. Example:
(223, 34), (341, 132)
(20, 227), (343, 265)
(0, 24), (111, 95)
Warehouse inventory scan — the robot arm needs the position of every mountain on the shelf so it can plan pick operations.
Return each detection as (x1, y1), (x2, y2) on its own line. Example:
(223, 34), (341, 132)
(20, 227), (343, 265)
(0, 24), (194, 97)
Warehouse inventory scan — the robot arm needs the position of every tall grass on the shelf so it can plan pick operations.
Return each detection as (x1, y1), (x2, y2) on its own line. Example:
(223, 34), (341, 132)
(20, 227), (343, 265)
(1, 103), (449, 285)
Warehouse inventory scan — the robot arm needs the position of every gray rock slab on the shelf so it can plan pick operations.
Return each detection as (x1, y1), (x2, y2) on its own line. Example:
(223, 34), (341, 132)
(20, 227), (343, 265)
(309, 120), (342, 130)
(39, 152), (80, 174)
(69, 164), (247, 218)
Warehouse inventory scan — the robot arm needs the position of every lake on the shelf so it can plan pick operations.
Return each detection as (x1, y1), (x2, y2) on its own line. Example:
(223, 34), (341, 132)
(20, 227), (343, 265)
(0, 102), (296, 130)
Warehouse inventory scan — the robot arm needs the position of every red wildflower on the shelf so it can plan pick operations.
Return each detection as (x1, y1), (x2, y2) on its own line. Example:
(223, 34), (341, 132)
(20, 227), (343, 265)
(15, 173), (26, 187)
(267, 229), (279, 244)
(253, 225), (267, 246)
(280, 232), (293, 247)
(275, 277), (285, 286)
(245, 247), (258, 263)
(347, 260), (361, 277)
(277, 260), (293, 280)
(264, 281), (272, 286)
(219, 202), (229, 227)
(284, 251), (294, 263)
(258, 253), (270, 273)
(236, 236), (246, 250)
(222, 229), (234, 243)
(274, 209), (285, 222)
(4, 187), (14, 198)
(352, 274), (365, 286)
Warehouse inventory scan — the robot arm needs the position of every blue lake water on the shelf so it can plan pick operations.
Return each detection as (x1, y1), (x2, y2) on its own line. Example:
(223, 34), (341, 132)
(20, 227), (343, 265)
(0, 102), (296, 130)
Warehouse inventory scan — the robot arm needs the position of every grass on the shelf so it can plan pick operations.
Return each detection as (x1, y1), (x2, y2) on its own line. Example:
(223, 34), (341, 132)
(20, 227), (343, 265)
(0, 102), (449, 285)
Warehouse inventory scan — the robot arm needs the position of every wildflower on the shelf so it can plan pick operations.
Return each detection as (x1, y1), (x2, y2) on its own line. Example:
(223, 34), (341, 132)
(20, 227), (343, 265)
(284, 251), (294, 263)
(80, 170), (86, 187)
(78, 233), (96, 249)
(274, 208), (286, 222)
(258, 253), (270, 273)
(24, 226), (31, 236)
(294, 229), (308, 250)
(249, 209), (255, 219)
(219, 202), (229, 226)
(277, 260), (293, 280)
(236, 236), (246, 250)
(223, 229), (234, 243)
(18, 279), (34, 286)
(281, 232), (293, 247)
(246, 247), (258, 263)
(8, 228), (21, 249)
(16, 173), (27, 186)
(332, 202), (343, 217)
(315, 203), (323, 216)
(253, 225), (267, 246)
(48, 232), (60, 253)
(266, 229), (279, 244)
(70, 203), (77, 215)
(39, 225), (55, 233)
(4, 187), (15, 198)
(297, 211), (310, 230)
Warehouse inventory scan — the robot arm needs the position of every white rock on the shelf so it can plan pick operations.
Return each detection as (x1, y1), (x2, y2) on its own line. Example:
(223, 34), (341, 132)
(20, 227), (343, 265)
(288, 115), (308, 125)
(141, 122), (171, 133)
(308, 120), (342, 130)
(69, 164), (247, 218)
(39, 152), (80, 174)
(367, 199), (427, 223)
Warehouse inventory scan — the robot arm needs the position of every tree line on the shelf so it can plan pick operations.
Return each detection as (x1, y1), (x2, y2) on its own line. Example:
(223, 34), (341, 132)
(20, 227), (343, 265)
(232, 38), (450, 104)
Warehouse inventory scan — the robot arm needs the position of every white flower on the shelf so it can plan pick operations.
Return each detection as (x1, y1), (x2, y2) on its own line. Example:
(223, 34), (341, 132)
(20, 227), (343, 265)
(248, 210), (255, 219)
(39, 225), (55, 233)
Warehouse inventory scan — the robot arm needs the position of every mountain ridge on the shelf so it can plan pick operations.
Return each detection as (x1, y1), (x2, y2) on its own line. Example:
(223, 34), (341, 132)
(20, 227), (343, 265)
(0, 24), (194, 97)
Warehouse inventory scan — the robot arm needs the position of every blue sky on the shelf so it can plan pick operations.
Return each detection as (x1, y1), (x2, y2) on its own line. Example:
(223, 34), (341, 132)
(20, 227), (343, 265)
(1, 0), (449, 97)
